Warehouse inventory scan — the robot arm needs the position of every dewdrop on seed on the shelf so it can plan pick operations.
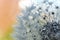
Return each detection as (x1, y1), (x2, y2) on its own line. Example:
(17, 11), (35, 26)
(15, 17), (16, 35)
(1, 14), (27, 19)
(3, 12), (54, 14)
(12, 0), (60, 40)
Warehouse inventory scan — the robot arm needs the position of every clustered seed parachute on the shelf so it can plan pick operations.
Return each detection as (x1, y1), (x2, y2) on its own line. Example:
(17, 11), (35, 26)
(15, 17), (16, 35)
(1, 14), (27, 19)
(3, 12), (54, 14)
(12, 0), (60, 40)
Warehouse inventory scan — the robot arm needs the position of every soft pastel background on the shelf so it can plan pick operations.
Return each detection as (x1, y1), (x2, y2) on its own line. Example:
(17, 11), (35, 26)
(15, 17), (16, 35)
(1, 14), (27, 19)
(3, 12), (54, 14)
(0, 0), (19, 40)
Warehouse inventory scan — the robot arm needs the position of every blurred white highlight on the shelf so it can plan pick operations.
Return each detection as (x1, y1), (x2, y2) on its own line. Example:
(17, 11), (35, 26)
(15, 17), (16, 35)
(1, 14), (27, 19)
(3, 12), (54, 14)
(19, 0), (33, 9)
